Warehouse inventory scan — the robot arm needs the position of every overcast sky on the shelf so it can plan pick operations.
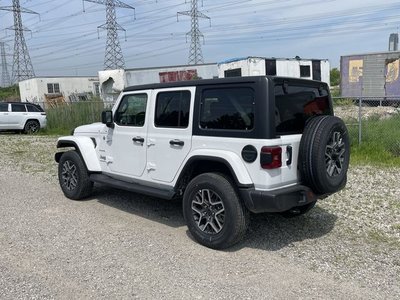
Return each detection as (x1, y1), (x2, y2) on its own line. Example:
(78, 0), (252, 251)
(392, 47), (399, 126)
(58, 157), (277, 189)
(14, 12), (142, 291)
(0, 0), (399, 76)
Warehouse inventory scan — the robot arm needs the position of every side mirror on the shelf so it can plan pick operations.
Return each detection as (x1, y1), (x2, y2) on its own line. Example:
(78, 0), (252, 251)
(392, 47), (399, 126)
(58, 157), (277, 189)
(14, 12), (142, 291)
(102, 110), (114, 128)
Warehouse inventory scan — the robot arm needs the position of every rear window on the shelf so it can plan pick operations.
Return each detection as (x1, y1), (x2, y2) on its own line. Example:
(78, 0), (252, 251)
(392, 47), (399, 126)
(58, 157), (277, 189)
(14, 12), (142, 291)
(274, 84), (331, 135)
(26, 104), (43, 112)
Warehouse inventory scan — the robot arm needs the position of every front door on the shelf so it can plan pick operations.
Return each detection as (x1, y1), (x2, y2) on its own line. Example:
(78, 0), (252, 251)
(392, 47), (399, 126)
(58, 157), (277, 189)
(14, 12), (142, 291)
(103, 91), (150, 178)
(146, 87), (195, 183)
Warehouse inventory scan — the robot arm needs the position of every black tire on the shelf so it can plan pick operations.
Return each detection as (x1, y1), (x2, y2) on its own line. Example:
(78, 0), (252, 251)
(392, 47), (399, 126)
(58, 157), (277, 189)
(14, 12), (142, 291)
(24, 120), (40, 134)
(280, 200), (317, 218)
(183, 173), (249, 250)
(58, 150), (93, 200)
(299, 116), (350, 194)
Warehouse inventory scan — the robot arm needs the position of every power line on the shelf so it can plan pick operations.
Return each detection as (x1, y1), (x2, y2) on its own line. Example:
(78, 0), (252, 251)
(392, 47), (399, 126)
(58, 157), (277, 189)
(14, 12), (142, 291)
(84, 0), (135, 70)
(178, 0), (210, 64)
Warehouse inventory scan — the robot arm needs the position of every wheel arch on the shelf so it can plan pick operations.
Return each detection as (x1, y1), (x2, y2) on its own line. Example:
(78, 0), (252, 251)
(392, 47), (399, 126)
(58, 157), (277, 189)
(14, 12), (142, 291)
(55, 136), (101, 172)
(174, 155), (254, 196)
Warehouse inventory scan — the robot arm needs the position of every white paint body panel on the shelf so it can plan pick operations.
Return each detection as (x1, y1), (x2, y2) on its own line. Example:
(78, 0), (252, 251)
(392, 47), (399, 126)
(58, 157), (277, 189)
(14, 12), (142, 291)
(57, 136), (101, 172)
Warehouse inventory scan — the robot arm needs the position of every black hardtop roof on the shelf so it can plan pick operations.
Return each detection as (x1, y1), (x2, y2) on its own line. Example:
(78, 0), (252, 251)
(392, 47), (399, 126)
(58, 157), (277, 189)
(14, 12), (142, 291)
(123, 76), (326, 92)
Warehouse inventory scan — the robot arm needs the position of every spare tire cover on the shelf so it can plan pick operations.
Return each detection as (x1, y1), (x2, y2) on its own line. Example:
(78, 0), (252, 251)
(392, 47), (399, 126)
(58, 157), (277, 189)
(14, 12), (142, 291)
(299, 115), (350, 194)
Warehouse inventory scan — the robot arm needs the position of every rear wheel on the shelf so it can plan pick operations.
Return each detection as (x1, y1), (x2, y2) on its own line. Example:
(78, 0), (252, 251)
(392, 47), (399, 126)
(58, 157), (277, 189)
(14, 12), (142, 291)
(58, 151), (93, 200)
(299, 116), (350, 194)
(183, 173), (248, 249)
(24, 120), (40, 134)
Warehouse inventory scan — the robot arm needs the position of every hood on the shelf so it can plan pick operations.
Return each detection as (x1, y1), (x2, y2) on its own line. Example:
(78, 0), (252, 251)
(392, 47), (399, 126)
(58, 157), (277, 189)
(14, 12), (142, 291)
(74, 122), (106, 134)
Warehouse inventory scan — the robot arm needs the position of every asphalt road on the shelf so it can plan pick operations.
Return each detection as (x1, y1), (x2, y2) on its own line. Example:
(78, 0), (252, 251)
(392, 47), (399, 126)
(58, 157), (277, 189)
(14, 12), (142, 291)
(0, 162), (384, 299)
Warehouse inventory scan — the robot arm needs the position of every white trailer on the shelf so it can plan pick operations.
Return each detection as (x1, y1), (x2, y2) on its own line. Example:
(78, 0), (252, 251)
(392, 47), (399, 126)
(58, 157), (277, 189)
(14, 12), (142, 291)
(98, 63), (218, 102)
(19, 76), (100, 104)
(218, 56), (330, 85)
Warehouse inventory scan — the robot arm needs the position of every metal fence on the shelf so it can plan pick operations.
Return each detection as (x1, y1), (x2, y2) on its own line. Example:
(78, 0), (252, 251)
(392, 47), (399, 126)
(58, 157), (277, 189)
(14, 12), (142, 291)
(332, 96), (400, 156)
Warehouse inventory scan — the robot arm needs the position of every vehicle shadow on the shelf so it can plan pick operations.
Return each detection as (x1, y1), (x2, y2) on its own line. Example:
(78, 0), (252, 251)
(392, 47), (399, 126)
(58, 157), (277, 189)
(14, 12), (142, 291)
(91, 185), (337, 251)
(229, 206), (337, 252)
(91, 185), (186, 228)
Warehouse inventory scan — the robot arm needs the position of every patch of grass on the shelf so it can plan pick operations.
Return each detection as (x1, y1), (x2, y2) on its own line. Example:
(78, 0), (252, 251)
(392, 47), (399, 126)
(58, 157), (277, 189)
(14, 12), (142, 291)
(0, 85), (20, 101)
(348, 114), (400, 166)
(43, 101), (105, 135)
(332, 97), (354, 106)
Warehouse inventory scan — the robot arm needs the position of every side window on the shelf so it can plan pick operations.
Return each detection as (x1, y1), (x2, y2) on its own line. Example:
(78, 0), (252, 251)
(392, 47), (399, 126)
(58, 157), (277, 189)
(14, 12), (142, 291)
(0, 103), (8, 112)
(11, 104), (26, 112)
(115, 94), (147, 127)
(200, 88), (255, 131)
(26, 104), (41, 112)
(155, 91), (191, 128)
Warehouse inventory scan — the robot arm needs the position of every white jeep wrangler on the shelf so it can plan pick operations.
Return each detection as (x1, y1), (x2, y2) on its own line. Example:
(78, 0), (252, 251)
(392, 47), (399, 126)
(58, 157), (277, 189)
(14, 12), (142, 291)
(55, 76), (349, 249)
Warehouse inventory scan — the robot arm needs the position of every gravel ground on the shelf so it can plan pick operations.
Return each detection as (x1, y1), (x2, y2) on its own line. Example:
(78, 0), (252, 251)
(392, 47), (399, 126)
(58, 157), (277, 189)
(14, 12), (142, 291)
(0, 134), (399, 299)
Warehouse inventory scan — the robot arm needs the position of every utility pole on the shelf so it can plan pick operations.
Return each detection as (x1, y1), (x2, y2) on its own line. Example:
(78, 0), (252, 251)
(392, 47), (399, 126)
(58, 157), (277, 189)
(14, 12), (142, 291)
(178, 0), (210, 65)
(0, 42), (11, 87)
(0, 0), (38, 83)
(84, 0), (135, 70)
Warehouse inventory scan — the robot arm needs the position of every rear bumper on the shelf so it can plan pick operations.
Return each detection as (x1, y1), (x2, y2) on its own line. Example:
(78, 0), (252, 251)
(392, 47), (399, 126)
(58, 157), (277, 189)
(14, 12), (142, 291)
(239, 185), (323, 213)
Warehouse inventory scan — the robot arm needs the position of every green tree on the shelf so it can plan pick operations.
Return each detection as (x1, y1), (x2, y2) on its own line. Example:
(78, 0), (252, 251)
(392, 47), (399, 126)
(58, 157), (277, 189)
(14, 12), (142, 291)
(330, 68), (340, 86)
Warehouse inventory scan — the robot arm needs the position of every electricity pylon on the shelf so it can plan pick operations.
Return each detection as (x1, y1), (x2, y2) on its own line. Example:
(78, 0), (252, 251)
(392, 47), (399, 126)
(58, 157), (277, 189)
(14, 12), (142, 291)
(84, 0), (135, 70)
(0, 0), (38, 83)
(178, 0), (210, 65)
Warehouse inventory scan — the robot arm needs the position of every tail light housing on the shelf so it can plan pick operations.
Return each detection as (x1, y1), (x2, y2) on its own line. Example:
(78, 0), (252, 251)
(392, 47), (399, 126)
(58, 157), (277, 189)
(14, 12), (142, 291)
(260, 146), (282, 169)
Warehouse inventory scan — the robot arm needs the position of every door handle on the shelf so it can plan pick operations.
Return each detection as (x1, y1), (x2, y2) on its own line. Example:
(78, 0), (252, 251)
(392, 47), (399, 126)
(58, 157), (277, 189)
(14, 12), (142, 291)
(169, 139), (184, 146)
(132, 137), (145, 143)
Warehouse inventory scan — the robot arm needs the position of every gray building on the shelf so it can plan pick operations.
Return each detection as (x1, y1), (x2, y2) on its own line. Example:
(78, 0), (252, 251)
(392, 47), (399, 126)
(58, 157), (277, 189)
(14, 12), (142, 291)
(340, 51), (400, 97)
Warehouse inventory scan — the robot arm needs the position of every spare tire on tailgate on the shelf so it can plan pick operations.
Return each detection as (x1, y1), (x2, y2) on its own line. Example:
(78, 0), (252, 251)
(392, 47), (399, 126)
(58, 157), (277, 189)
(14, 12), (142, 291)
(299, 115), (350, 195)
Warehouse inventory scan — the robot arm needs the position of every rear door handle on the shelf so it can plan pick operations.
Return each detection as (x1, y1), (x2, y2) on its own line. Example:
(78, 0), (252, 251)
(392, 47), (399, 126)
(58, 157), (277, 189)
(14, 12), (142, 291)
(132, 137), (145, 143)
(286, 146), (292, 166)
(169, 139), (184, 146)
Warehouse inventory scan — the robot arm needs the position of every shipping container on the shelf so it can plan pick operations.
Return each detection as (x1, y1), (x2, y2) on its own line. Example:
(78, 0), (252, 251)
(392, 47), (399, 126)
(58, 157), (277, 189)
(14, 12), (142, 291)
(340, 51), (400, 97)
(218, 56), (330, 85)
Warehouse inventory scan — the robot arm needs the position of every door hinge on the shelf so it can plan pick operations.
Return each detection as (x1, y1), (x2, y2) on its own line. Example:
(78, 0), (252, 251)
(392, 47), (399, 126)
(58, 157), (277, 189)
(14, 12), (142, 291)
(147, 138), (156, 147)
(146, 162), (156, 171)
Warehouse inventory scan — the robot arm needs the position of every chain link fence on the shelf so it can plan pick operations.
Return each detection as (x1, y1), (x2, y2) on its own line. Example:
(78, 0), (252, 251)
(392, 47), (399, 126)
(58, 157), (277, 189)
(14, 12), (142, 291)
(333, 97), (400, 157)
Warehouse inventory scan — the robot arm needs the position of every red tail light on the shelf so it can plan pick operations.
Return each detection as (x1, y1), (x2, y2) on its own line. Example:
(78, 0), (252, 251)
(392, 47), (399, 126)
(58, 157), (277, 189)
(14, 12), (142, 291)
(260, 146), (282, 169)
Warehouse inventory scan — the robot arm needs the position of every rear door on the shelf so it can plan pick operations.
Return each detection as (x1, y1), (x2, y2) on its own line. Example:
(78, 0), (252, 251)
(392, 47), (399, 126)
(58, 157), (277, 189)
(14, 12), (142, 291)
(9, 103), (27, 128)
(146, 87), (195, 183)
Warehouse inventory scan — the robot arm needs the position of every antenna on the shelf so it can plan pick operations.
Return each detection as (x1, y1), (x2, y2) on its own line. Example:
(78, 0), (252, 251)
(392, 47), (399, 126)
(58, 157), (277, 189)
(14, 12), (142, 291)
(84, 0), (135, 70)
(0, 41), (11, 87)
(178, 0), (211, 65)
(0, 0), (39, 83)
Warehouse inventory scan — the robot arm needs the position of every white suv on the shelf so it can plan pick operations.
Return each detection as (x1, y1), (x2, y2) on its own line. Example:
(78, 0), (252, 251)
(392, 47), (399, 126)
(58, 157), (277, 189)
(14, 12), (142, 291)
(0, 102), (47, 134)
(55, 76), (350, 249)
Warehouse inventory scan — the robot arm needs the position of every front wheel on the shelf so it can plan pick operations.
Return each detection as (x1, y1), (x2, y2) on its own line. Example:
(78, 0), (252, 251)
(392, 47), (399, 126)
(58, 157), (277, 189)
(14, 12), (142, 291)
(58, 151), (93, 200)
(183, 173), (248, 249)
